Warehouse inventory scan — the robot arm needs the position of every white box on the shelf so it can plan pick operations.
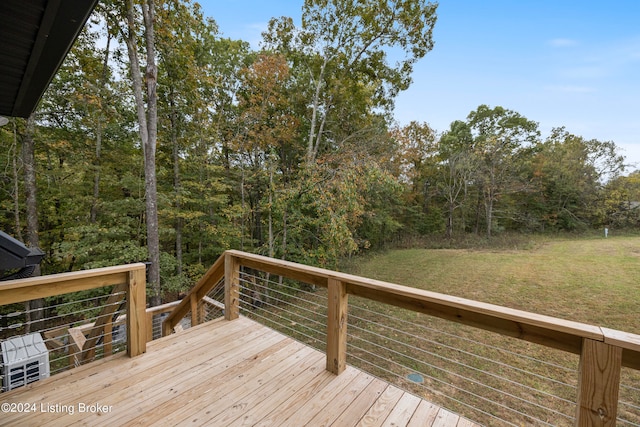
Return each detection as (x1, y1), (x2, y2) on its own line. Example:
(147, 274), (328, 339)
(1, 333), (50, 392)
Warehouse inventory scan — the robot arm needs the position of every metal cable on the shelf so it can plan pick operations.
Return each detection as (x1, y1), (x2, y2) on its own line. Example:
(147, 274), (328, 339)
(347, 350), (550, 427)
(347, 314), (576, 408)
(238, 290), (327, 338)
(240, 306), (326, 348)
(347, 328), (574, 422)
(239, 286), (326, 324)
(350, 299), (576, 374)
(617, 418), (640, 427)
(236, 274), (587, 425)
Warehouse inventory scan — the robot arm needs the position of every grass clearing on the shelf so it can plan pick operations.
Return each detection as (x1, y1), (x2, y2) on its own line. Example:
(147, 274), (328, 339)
(344, 235), (640, 333)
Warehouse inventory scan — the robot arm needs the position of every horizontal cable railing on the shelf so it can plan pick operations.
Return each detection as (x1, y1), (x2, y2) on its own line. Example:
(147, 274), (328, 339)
(238, 272), (328, 352)
(163, 250), (640, 426)
(0, 264), (147, 393)
(0, 289), (127, 389)
(347, 295), (579, 426)
(145, 300), (182, 341)
(619, 368), (640, 425)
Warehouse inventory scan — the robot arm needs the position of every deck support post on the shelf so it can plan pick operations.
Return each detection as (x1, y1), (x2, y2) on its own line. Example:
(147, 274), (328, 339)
(575, 338), (622, 427)
(127, 266), (147, 357)
(225, 253), (241, 320)
(326, 277), (348, 375)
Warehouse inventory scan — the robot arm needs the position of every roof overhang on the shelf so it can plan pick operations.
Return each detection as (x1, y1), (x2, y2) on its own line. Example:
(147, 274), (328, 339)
(0, 0), (99, 118)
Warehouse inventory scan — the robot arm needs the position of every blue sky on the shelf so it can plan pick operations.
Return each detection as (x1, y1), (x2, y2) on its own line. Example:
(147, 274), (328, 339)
(200, 1), (640, 173)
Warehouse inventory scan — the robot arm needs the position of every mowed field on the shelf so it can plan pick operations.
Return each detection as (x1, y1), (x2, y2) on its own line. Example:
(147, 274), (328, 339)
(346, 235), (640, 337)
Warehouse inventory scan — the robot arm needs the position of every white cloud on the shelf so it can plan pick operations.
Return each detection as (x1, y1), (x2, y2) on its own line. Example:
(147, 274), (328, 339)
(544, 85), (595, 94)
(548, 38), (578, 48)
(556, 37), (640, 80)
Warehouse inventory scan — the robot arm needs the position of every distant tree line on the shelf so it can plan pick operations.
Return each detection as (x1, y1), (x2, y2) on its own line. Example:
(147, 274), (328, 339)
(1, 0), (637, 303)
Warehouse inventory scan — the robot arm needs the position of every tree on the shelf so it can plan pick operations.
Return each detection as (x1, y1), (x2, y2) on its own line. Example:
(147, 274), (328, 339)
(263, 0), (438, 164)
(0, 118), (23, 239)
(390, 121), (442, 234)
(467, 105), (539, 237)
(120, 0), (161, 306)
(155, 0), (218, 281)
(439, 120), (475, 238)
(533, 127), (624, 230)
(232, 54), (299, 249)
(21, 114), (45, 331)
(602, 172), (640, 228)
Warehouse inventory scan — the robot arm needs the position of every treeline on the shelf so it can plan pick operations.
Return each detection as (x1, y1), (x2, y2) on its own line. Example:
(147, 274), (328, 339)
(1, 0), (638, 301)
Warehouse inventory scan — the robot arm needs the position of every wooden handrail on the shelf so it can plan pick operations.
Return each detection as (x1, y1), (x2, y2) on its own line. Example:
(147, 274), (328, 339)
(167, 250), (640, 369)
(0, 263), (147, 357)
(162, 254), (225, 336)
(220, 250), (640, 369)
(166, 250), (640, 426)
(0, 264), (140, 304)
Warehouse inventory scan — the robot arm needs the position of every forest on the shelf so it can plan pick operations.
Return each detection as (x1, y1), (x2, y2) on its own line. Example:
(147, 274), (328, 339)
(1, 0), (639, 305)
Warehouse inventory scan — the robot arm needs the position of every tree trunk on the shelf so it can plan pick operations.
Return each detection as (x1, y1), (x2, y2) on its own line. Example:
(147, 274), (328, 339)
(90, 32), (111, 223)
(142, 0), (161, 306)
(22, 114), (44, 332)
(446, 201), (454, 239)
(171, 99), (183, 276)
(485, 192), (493, 238)
(268, 165), (274, 258)
(474, 185), (482, 235)
(486, 165), (496, 238)
(240, 166), (246, 251)
(125, 0), (161, 306)
(278, 206), (288, 288)
(90, 117), (102, 224)
(306, 58), (328, 164)
(10, 120), (22, 240)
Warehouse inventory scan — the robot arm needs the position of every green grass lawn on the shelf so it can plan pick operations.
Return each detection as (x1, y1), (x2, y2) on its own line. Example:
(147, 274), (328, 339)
(344, 235), (640, 334)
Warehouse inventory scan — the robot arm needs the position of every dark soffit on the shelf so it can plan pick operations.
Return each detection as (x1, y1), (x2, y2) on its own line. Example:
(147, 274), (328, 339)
(0, 0), (99, 118)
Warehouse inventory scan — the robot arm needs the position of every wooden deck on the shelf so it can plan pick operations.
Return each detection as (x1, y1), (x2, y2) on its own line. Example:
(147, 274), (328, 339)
(0, 317), (479, 427)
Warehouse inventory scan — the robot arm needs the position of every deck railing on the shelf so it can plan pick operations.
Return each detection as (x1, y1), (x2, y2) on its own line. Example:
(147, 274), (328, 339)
(164, 250), (640, 427)
(0, 263), (147, 382)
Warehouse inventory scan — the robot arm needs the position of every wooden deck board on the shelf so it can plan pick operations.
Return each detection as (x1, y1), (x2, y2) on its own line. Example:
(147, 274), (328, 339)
(329, 376), (389, 426)
(382, 392), (423, 427)
(91, 329), (291, 427)
(357, 385), (405, 426)
(407, 400), (441, 426)
(1, 317), (480, 427)
(261, 366), (363, 427)
(191, 346), (324, 426)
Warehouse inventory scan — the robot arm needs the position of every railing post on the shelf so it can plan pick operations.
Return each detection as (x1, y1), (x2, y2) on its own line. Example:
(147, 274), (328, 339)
(146, 311), (155, 342)
(127, 266), (147, 357)
(224, 253), (240, 320)
(190, 293), (199, 326)
(575, 338), (622, 427)
(326, 277), (348, 375)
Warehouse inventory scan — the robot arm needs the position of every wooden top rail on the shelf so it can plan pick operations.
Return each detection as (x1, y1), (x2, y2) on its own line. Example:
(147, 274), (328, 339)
(0, 263), (147, 305)
(0, 263), (147, 358)
(163, 254), (225, 336)
(223, 250), (640, 370)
